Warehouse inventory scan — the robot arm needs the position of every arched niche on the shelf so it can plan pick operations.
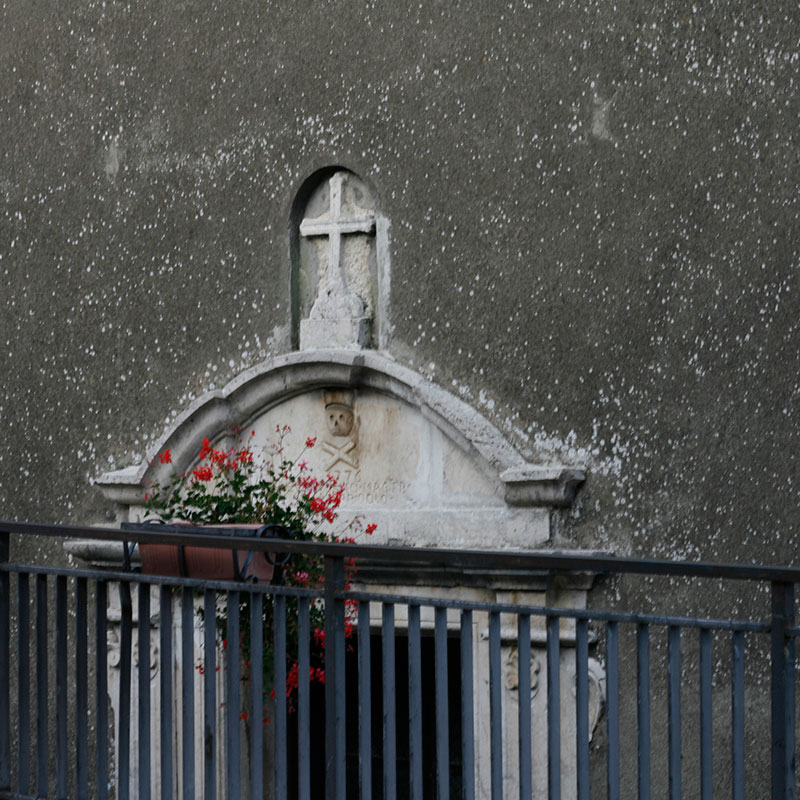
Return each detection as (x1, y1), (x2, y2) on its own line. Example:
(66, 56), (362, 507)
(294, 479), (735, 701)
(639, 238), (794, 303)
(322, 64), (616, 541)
(288, 167), (391, 351)
(96, 351), (584, 551)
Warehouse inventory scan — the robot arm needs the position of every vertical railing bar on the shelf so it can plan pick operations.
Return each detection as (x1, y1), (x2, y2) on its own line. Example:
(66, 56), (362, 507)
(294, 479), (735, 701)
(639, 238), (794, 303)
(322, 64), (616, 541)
(731, 630), (745, 800)
(771, 581), (786, 800)
(36, 574), (49, 799)
(0, 532), (9, 795)
(118, 579), (133, 800)
(637, 623), (651, 800)
(324, 557), (346, 800)
(357, 601), (372, 800)
(161, 586), (174, 800)
(335, 583), (346, 800)
(518, 614), (532, 800)
(435, 606), (450, 800)
(274, 594), (287, 800)
(181, 586), (195, 800)
(225, 590), (241, 800)
(575, 618), (589, 800)
(546, 614), (561, 800)
(75, 577), (89, 800)
(460, 610), (475, 800)
(606, 621), (620, 800)
(17, 573), (30, 797)
(407, 604), (422, 800)
(699, 628), (713, 800)
(382, 602), (397, 800)
(56, 576), (68, 799)
(489, 610), (503, 800)
(250, 591), (264, 800)
(202, 590), (215, 800)
(138, 583), (151, 800)
(668, 625), (681, 800)
(298, 596), (312, 800)
(96, 581), (109, 800)
(770, 581), (795, 800)
(784, 588), (796, 800)
(55, 576), (70, 798)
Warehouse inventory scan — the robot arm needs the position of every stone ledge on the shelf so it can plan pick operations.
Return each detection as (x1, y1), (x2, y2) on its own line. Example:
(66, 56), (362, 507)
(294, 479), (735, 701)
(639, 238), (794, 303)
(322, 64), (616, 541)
(500, 466), (586, 507)
(64, 538), (140, 569)
(355, 548), (609, 592)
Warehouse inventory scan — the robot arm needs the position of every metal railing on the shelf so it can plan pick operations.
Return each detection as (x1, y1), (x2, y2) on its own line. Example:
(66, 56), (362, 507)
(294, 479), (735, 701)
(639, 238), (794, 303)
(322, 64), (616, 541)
(0, 520), (798, 799)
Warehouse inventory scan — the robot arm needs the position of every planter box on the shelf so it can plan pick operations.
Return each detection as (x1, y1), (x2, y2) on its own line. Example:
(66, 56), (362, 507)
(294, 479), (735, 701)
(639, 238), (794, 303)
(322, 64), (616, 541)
(121, 521), (289, 583)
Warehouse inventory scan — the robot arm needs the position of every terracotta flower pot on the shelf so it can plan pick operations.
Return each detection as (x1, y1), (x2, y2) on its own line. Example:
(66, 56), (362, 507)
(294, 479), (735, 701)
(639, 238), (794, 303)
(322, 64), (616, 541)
(123, 521), (290, 583)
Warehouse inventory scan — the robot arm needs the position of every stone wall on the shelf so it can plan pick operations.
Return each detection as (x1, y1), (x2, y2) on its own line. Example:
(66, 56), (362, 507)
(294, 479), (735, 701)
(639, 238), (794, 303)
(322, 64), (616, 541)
(3, 0), (797, 566)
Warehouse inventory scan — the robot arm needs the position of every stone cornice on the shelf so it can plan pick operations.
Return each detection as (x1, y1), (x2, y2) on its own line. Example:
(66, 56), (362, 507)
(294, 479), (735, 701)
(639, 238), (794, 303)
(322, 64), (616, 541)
(500, 466), (586, 507)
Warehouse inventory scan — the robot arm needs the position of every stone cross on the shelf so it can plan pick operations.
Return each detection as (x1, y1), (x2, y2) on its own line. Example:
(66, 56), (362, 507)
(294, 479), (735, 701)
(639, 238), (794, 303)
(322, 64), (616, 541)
(299, 171), (375, 308)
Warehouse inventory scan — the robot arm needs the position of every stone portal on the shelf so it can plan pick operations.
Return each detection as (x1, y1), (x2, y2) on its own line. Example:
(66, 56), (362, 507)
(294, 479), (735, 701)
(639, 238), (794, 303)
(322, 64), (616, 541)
(89, 351), (597, 800)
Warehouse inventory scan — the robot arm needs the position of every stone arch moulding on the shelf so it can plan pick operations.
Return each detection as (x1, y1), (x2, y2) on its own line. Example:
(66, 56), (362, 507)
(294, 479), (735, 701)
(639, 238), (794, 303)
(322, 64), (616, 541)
(96, 350), (585, 550)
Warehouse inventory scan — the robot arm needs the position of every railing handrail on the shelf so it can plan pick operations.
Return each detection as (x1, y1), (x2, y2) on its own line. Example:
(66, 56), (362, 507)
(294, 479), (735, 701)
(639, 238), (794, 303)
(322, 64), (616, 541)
(2, 518), (800, 583)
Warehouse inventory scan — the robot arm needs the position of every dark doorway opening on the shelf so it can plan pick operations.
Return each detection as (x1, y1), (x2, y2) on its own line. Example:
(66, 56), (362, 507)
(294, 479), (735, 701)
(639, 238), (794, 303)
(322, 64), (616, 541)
(285, 631), (463, 798)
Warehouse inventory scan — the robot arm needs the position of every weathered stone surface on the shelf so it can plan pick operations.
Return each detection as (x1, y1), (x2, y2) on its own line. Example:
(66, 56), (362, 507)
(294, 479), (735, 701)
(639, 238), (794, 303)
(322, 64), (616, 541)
(249, 387), (548, 548)
(298, 170), (376, 349)
(97, 350), (584, 548)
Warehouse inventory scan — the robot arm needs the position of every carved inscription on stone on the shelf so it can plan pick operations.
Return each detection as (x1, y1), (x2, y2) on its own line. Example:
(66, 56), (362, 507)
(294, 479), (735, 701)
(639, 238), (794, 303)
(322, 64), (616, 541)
(330, 470), (410, 504)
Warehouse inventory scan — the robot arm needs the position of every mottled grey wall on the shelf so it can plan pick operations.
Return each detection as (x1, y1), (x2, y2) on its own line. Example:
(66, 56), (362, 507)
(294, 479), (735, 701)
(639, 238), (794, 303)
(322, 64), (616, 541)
(1, 1), (798, 789)
(3, 0), (797, 560)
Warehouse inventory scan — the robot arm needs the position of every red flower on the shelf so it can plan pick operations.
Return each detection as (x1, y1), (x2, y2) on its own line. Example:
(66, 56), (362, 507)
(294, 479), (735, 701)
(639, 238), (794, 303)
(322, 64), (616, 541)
(365, 523), (377, 535)
(159, 449), (172, 464)
(312, 667), (326, 684)
(286, 662), (299, 695)
(193, 466), (213, 482)
(305, 437), (317, 448)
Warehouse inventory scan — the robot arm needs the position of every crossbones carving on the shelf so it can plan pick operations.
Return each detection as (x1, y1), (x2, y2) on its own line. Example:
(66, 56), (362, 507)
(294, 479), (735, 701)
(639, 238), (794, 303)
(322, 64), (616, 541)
(321, 439), (358, 470)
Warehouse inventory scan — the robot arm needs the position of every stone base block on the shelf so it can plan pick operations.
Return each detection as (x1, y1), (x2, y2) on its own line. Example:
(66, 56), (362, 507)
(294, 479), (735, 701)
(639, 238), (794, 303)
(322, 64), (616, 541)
(300, 316), (368, 349)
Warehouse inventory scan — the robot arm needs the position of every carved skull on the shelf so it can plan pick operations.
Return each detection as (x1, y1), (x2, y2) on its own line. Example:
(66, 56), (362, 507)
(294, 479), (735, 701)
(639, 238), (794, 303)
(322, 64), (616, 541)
(326, 403), (354, 437)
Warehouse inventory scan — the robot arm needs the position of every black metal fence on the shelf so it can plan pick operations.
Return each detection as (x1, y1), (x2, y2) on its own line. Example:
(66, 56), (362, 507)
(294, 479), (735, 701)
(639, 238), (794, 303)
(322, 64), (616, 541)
(0, 520), (797, 800)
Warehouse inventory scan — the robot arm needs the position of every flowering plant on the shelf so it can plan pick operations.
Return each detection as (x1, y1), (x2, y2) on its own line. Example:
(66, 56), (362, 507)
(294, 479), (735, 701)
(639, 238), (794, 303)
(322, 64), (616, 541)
(144, 425), (373, 540)
(143, 425), (375, 711)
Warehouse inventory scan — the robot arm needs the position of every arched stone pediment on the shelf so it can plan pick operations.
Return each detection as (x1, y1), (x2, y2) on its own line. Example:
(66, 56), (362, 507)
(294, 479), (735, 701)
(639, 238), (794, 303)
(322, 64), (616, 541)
(97, 351), (584, 549)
